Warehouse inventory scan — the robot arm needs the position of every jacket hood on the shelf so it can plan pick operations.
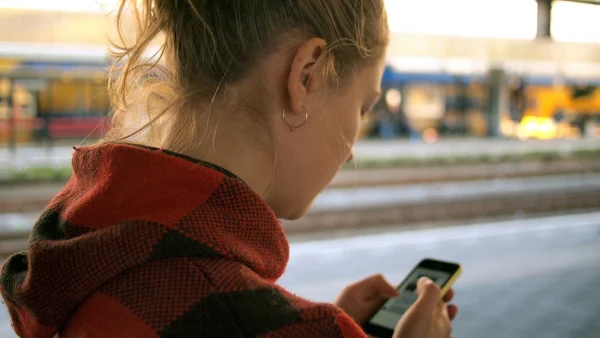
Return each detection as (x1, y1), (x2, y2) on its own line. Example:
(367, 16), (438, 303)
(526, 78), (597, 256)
(0, 144), (289, 337)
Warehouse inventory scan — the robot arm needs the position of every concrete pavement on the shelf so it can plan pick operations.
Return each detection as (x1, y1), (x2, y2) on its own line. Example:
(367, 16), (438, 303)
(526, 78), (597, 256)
(0, 212), (598, 337)
(281, 212), (600, 338)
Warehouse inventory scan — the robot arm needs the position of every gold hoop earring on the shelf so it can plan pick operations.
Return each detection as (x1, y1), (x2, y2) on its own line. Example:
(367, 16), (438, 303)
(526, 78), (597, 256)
(282, 107), (308, 131)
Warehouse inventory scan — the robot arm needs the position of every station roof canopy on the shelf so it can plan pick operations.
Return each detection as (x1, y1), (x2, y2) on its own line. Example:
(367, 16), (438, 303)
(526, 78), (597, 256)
(566, 0), (600, 4)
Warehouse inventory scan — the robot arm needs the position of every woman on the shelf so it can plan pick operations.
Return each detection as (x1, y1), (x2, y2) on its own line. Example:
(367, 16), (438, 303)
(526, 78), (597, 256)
(0, 0), (458, 337)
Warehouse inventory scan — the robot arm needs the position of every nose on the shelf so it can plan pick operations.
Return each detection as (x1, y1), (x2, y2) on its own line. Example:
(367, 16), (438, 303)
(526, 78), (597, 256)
(345, 151), (354, 164)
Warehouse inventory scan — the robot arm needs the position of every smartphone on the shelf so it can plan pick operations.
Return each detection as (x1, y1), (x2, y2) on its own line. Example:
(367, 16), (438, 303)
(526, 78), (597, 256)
(364, 258), (462, 338)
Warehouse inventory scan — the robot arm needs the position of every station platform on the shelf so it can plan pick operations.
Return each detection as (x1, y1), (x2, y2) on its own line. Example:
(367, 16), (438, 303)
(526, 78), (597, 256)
(352, 138), (600, 161)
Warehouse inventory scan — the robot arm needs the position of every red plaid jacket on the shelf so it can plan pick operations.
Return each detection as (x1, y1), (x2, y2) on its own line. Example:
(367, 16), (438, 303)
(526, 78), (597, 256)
(0, 144), (366, 337)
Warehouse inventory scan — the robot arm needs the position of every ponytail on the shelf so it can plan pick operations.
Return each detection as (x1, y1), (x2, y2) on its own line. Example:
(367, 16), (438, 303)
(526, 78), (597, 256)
(103, 0), (388, 152)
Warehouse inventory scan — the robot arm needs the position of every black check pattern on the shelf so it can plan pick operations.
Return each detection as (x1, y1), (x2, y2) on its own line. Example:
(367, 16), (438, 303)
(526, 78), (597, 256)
(0, 143), (367, 338)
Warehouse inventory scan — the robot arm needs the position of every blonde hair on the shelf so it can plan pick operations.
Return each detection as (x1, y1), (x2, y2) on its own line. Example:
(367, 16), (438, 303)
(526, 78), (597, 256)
(105, 0), (389, 152)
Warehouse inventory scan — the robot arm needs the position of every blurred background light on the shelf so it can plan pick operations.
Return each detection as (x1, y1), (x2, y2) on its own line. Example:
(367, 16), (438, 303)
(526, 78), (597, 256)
(0, 0), (117, 13)
(384, 0), (538, 39)
(552, 0), (600, 43)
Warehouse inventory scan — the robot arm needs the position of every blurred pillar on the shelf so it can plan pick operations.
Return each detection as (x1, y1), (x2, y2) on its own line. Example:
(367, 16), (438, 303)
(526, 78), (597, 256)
(536, 0), (553, 39)
(486, 68), (505, 138)
(7, 78), (15, 154)
(46, 83), (54, 148)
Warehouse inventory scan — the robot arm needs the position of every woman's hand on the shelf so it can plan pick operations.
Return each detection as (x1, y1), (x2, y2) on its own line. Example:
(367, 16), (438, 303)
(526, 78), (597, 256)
(335, 274), (459, 338)
(334, 274), (399, 327)
(393, 277), (459, 338)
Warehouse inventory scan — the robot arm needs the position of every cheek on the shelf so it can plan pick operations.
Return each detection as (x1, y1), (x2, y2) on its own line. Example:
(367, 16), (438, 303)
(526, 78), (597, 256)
(348, 113), (362, 142)
(322, 113), (360, 169)
(336, 102), (362, 148)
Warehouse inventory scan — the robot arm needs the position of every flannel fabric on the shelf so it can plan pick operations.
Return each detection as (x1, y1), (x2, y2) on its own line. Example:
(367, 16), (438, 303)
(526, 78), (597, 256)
(0, 144), (367, 338)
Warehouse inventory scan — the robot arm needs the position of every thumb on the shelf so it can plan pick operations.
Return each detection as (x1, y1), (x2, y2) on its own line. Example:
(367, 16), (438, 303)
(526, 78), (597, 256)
(414, 277), (441, 312)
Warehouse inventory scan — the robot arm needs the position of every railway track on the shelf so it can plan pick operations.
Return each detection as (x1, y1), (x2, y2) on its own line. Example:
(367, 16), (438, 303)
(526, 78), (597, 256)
(284, 187), (600, 234)
(330, 158), (600, 188)
(2, 186), (599, 259)
(2, 158), (600, 214)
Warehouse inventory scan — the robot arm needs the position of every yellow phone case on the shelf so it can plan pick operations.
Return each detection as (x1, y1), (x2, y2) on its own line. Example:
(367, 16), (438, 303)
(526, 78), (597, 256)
(440, 265), (462, 297)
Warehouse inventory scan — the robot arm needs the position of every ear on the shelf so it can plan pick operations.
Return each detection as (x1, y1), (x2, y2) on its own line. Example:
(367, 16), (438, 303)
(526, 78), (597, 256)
(287, 38), (327, 114)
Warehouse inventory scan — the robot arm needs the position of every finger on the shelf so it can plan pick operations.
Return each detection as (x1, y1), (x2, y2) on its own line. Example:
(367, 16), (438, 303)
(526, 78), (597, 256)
(370, 274), (400, 298)
(443, 288), (454, 302)
(437, 300), (453, 336)
(415, 277), (441, 311)
(343, 274), (399, 299)
(447, 304), (459, 321)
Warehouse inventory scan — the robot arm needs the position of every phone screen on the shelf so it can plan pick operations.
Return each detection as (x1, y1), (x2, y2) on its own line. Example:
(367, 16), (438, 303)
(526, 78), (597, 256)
(368, 266), (453, 330)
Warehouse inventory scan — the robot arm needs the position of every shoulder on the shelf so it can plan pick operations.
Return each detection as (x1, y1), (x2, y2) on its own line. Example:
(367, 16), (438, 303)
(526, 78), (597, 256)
(62, 257), (246, 337)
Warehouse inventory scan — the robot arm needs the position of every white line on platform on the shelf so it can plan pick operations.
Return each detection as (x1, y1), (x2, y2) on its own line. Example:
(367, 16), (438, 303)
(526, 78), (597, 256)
(0, 322), (17, 338)
(289, 212), (600, 258)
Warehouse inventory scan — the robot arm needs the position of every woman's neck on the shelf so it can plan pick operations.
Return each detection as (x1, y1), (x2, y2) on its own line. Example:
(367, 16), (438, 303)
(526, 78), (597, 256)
(179, 112), (275, 200)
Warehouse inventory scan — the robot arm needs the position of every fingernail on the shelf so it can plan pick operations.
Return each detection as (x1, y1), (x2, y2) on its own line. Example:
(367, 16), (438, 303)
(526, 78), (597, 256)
(418, 277), (433, 285)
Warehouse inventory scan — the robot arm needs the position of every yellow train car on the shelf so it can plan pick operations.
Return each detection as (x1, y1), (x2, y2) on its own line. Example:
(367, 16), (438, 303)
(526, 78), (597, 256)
(523, 85), (600, 118)
(515, 84), (599, 139)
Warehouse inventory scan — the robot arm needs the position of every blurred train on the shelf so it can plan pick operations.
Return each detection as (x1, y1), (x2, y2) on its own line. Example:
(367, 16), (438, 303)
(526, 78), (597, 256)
(0, 45), (110, 143)
(1, 45), (600, 144)
(365, 64), (600, 141)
